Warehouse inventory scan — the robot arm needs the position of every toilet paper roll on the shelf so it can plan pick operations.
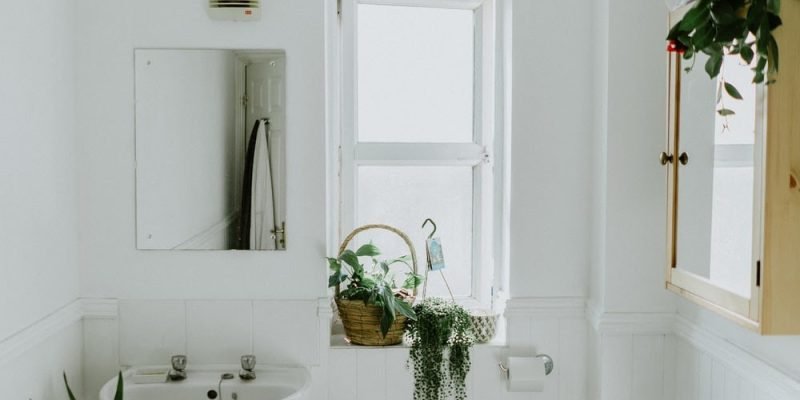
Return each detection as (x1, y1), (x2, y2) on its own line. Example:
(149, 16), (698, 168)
(507, 356), (546, 392)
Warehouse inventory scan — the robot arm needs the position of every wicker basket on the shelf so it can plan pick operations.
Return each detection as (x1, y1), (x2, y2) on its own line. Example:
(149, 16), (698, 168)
(334, 224), (418, 346)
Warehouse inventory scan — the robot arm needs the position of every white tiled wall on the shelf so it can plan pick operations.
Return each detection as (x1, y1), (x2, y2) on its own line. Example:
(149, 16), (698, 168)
(82, 299), (322, 399)
(328, 298), (588, 400)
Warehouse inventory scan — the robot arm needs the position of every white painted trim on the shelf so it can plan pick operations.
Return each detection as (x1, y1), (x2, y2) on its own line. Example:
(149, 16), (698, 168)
(504, 297), (585, 318)
(674, 316), (800, 400)
(0, 300), (83, 364)
(81, 298), (119, 320)
(172, 212), (238, 250)
(586, 301), (675, 335)
(360, 0), (484, 10)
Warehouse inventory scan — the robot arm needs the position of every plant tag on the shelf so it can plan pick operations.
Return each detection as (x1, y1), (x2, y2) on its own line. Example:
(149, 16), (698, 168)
(426, 238), (446, 271)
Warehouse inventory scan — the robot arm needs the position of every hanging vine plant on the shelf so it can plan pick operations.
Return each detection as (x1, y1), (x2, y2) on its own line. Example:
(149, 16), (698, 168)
(406, 298), (475, 400)
(666, 0), (782, 116)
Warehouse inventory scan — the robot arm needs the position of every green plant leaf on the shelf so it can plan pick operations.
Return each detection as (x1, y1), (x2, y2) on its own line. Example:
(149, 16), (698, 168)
(768, 0), (781, 13)
(379, 287), (396, 337)
(705, 51), (724, 78)
(740, 45), (755, 64)
(394, 298), (417, 320)
(355, 243), (380, 257)
(718, 108), (736, 116)
(115, 371), (124, 400)
(402, 273), (424, 289)
(328, 272), (347, 288)
(679, 2), (711, 31)
(360, 274), (376, 288)
(338, 250), (360, 270)
(710, 1), (737, 25)
(724, 82), (744, 100)
(63, 372), (77, 400)
(767, 34), (779, 72)
(327, 257), (341, 272)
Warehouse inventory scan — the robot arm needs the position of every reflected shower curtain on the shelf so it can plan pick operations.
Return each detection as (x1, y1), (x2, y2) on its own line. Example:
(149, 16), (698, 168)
(239, 119), (278, 250)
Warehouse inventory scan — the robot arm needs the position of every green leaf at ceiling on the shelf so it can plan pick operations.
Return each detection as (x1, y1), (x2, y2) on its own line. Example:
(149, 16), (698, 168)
(705, 51), (724, 78)
(724, 82), (744, 100)
(718, 108), (736, 116)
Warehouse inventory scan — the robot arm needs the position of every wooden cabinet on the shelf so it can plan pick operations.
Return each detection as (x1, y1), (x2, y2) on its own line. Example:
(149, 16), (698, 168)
(665, 1), (800, 334)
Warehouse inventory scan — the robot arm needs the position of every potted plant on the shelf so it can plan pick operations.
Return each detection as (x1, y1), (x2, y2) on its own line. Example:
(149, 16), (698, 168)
(406, 298), (475, 400)
(666, 0), (782, 115)
(328, 224), (424, 346)
(65, 371), (123, 400)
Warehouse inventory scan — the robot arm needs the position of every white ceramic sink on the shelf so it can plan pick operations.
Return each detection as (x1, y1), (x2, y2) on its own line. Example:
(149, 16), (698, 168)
(99, 366), (311, 400)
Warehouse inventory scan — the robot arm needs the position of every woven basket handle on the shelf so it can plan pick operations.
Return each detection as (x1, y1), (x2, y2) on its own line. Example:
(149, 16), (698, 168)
(335, 224), (418, 297)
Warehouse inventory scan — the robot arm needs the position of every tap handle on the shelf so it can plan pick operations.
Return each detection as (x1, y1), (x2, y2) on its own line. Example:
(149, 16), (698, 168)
(171, 355), (187, 372)
(241, 355), (256, 371)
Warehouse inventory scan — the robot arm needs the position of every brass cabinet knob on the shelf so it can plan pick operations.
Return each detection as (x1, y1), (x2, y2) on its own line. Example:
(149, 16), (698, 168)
(659, 152), (674, 165)
(678, 152), (689, 165)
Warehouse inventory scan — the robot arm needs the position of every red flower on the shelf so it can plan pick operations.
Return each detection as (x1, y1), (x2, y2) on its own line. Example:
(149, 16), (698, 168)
(666, 40), (687, 54)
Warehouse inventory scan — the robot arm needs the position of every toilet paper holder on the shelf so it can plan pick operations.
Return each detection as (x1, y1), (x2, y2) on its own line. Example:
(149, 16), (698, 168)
(498, 354), (554, 378)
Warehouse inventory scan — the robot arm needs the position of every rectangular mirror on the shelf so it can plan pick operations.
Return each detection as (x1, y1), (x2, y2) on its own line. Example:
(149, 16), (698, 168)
(665, 8), (766, 322)
(135, 49), (286, 250)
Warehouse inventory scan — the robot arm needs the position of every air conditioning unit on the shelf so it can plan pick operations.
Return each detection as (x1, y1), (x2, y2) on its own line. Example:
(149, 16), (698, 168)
(208, 0), (261, 21)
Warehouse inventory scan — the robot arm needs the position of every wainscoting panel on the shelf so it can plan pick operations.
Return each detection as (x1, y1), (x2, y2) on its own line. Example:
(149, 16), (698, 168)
(328, 297), (587, 400)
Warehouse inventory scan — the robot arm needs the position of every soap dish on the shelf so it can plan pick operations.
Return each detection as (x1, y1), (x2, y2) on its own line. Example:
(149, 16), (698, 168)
(131, 367), (169, 384)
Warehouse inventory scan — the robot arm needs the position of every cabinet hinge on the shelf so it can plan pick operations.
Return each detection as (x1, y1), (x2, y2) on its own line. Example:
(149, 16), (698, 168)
(756, 260), (761, 287)
(242, 94), (248, 108)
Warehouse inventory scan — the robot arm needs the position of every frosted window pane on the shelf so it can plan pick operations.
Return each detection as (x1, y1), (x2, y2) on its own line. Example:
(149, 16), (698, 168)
(357, 166), (473, 297)
(357, 5), (474, 143)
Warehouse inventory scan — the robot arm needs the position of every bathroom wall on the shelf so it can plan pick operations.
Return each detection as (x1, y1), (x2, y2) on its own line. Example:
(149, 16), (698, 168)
(75, 0), (326, 301)
(0, 0), (84, 398)
(590, 1), (800, 400)
(508, 0), (593, 299)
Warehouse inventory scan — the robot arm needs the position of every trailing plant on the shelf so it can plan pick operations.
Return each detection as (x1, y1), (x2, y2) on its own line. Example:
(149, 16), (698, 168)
(328, 243), (424, 337)
(667, 0), (782, 116)
(406, 298), (475, 400)
(65, 371), (123, 400)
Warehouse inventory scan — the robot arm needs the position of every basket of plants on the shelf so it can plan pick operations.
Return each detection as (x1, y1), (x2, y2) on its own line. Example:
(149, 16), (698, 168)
(327, 224), (424, 346)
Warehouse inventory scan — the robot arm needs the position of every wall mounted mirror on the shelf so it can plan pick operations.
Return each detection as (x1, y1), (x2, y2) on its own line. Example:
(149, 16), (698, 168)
(135, 49), (286, 250)
(664, 6), (766, 325)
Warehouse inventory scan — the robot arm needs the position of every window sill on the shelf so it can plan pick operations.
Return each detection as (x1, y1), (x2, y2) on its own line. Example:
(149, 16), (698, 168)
(328, 317), (507, 349)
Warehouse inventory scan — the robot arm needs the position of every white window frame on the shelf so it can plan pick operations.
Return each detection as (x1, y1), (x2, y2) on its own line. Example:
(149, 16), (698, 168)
(337, 0), (502, 308)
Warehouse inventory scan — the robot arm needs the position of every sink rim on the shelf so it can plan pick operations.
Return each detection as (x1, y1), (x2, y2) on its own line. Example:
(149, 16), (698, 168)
(99, 364), (311, 400)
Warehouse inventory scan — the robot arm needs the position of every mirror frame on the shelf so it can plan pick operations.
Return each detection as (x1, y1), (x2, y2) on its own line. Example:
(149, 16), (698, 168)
(664, 6), (768, 329)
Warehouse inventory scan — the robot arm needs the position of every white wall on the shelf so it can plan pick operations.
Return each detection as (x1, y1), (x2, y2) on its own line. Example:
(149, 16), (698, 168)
(0, 0), (81, 342)
(75, 0), (327, 300)
(509, 0), (593, 299)
(0, 0), (84, 398)
(135, 49), (238, 250)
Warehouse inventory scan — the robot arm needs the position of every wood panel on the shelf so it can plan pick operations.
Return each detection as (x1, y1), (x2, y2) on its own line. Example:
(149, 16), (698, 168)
(762, 0), (800, 334)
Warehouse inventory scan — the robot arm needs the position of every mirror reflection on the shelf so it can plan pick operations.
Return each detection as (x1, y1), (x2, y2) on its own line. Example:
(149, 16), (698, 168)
(675, 50), (762, 297)
(135, 49), (286, 250)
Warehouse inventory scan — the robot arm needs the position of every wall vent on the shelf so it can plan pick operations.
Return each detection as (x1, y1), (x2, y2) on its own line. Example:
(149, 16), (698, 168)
(208, 0), (261, 21)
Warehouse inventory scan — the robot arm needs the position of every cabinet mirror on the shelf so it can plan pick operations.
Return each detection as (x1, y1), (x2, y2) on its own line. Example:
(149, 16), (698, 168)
(665, 9), (765, 323)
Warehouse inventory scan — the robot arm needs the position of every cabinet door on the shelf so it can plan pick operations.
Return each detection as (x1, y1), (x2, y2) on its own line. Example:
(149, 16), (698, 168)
(665, 7), (766, 328)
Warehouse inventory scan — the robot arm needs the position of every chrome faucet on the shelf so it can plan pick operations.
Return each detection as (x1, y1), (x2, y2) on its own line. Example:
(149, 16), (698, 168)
(239, 355), (256, 380)
(168, 355), (188, 381)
